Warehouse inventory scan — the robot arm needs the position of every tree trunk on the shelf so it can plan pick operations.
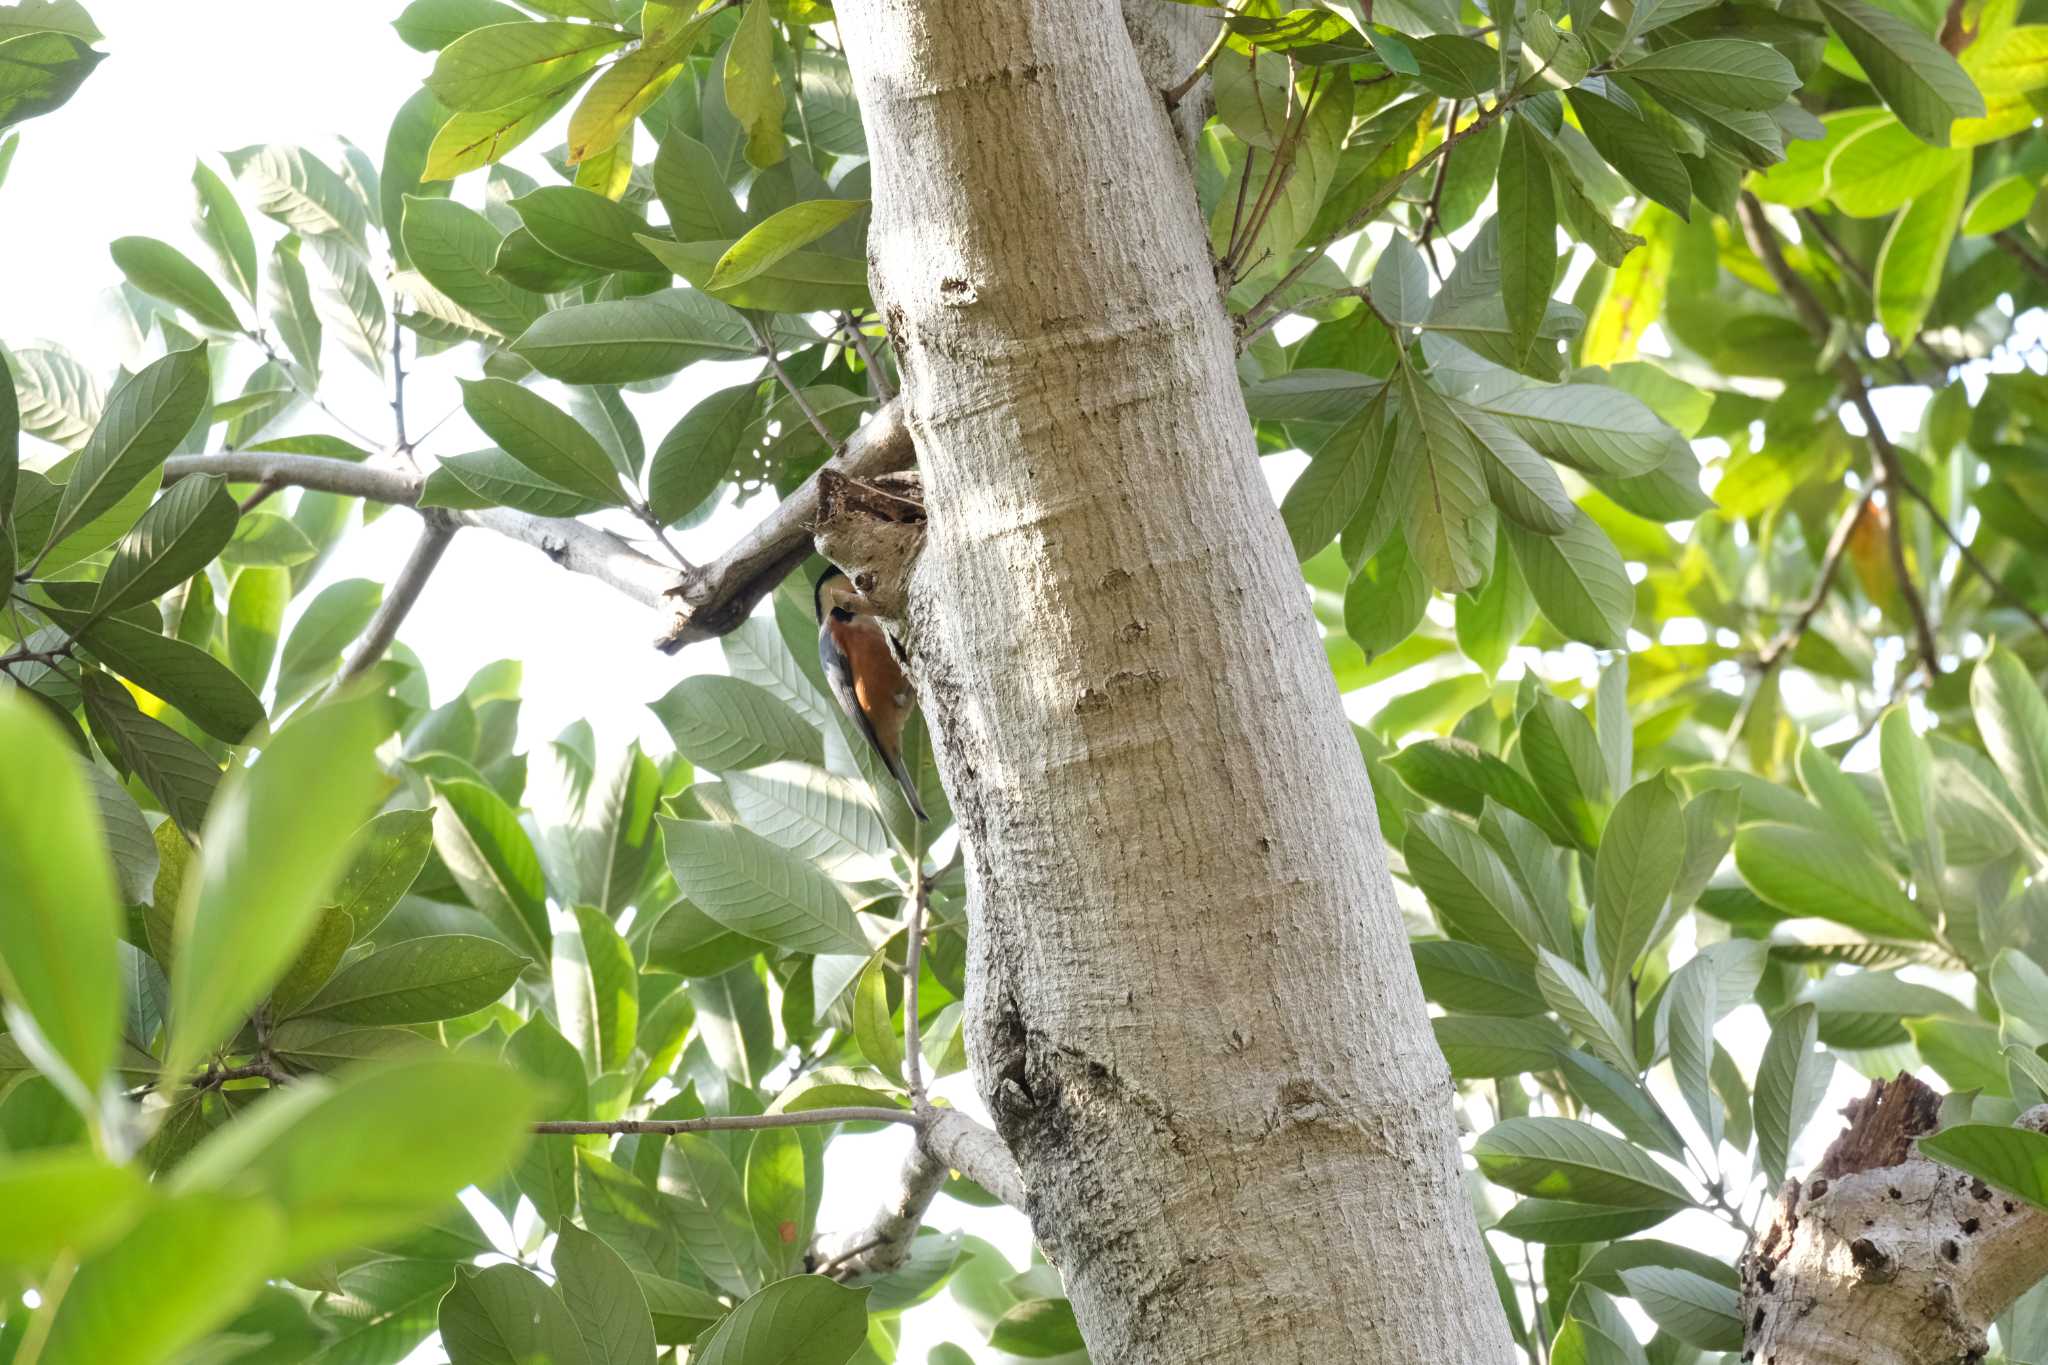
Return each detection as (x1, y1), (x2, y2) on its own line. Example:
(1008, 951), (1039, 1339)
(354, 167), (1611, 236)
(835, 4), (1518, 1360)
(1743, 1076), (2048, 1365)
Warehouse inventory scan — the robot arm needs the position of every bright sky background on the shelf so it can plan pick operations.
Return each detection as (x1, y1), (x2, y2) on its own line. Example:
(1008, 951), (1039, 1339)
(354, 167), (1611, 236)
(9, 4), (2047, 1361)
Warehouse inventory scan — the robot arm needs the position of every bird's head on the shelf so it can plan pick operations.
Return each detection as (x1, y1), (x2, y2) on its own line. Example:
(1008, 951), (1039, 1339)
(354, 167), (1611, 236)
(814, 566), (881, 623)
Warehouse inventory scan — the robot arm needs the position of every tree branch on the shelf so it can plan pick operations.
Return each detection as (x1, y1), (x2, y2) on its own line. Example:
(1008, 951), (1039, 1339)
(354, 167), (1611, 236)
(1995, 230), (2048, 289)
(532, 1106), (917, 1137)
(161, 399), (918, 654)
(1736, 194), (1943, 675)
(654, 397), (915, 651)
(334, 514), (458, 688)
(919, 1105), (1027, 1209)
(819, 1141), (951, 1280)
(163, 452), (423, 504)
(904, 864), (930, 1107)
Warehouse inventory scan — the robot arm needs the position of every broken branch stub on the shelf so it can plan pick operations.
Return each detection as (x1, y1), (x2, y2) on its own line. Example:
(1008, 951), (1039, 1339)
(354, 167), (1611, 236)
(811, 467), (927, 622)
(1741, 1073), (2048, 1365)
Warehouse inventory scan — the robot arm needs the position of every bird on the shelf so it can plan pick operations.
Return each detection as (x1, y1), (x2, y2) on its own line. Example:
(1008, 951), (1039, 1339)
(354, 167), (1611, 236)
(814, 566), (928, 821)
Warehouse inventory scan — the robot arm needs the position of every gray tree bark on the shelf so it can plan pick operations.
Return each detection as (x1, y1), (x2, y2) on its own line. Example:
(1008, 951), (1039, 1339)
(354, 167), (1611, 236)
(833, 3), (1519, 1360)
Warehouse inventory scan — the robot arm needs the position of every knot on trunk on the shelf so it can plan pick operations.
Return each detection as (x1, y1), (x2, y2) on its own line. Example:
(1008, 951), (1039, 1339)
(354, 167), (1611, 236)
(811, 468), (927, 623)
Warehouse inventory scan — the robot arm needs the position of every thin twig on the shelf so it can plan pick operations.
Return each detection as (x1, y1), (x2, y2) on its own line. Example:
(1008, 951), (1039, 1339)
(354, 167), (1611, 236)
(841, 313), (895, 401)
(238, 478), (282, 514)
(634, 503), (696, 571)
(904, 862), (930, 1107)
(814, 1235), (889, 1279)
(1995, 231), (2048, 289)
(1239, 93), (1498, 334)
(749, 316), (838, 447)
(530, 1106), (917, 1136)
(333, 514), (459, 689)
(1892, 470), (2048, 647)
(194, 1059), (291, 1091)
(243, 328), (383, 449)
(1162, 4), (1236, 109)
(1737, 193), (1944, 675)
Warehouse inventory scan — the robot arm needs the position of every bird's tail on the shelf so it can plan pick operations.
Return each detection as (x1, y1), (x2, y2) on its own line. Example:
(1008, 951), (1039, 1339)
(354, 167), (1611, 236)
(885, 749), (928, 822)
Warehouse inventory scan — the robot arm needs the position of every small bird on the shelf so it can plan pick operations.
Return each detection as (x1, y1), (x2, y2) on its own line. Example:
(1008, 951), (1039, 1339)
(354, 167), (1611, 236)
(815, 566), (928, 820)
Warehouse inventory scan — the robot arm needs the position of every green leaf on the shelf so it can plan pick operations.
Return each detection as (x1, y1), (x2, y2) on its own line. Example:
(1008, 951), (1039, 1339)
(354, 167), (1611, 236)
(269, 907), (354, 1016)
(746, 1126), (810, 1277)
(725, 764), (894, 882)
(1536, 948), (1638, 1072)
(556, 904), (640, 1073)
(1554, 1048), (1687, 1159)
(989, 1298), (1084, 1359)
(1455, 542), (1536, 678)
(402, 195), (547, 338)
(1412, 940), (1548, 1016)
(1437, 1014), (1572, 1077)
(512, 185), (665, 272)
(1618, 40), (1799, 111)
(1480, 384), (1677, 479)
(425, 82), (581, 181)
(854, 952), (905, 1085)
(432, 776), (553, 962)
(428, 19), (625, 111)
(0, 1148), (147, 1270)
(394, 0), (529, 51)
(654, 130), (748, 242)
(91, 475), (237, 617)
(1521, 692), (1609, 849)
(1493, 1199), (1676, 1243)
(1497, 120), (1557, 367)
(1962, 173), (2038, 236)
(1594, 774), (1685, 992)
(1455, 400), (1575, 535)
(39, 1192), (284, 1365)
(1753, 998), (1835, 1186)
(1660, 954), (1720, 1147)
(1875, 156), (1969, 345)
(227, 143), (370, 249)
(441, 1263), (594, 1365)
(1816, 0), (1985, 144)
(1565, 90), (1693, 219)
(1404, 811), (1550, 963)
(1474, 1116), (1693, 1208)
(334, 807), (435, 941)
(162, 697), (389, 1085)
(660, 816), (870, 957)
(51, 612), (265, 745)
(724, 0), (786, 169)
(647, 382), (757, 525)
(638, 234), (873, 313)
(556, 1224), (659, 1365)
(511, 288), (761, 384)
(294, 934), (527, 1024)
(1389, 737), (1566, 843)
(1283, 389), (1391, 561)
(1617, 1267), (1742, 1350)
(712, 198), (867, 291)
(110, 236), (240, 332)
(1506, 508), (1633, 648)
(1344, 532), (1430, 657)
(652, 674), (823, 771)
(691, 1274), (869, 1365)
(0, 695), (123, 1115)
(1735, 823), (1932, 940)
(1396, 366), (1493, 593)
(1918, 1123), (2048, 1210)
(275, 577), (382, 707)
(174, 1052), (538, 1268)
(78, 671), (220, 837)
(226, 564), (288, 690)
(461, 376), (625, 506)
(1971, 643), (2048, 845)
(659, 1133), (764, 1294)
(41, 344), (208, 559)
